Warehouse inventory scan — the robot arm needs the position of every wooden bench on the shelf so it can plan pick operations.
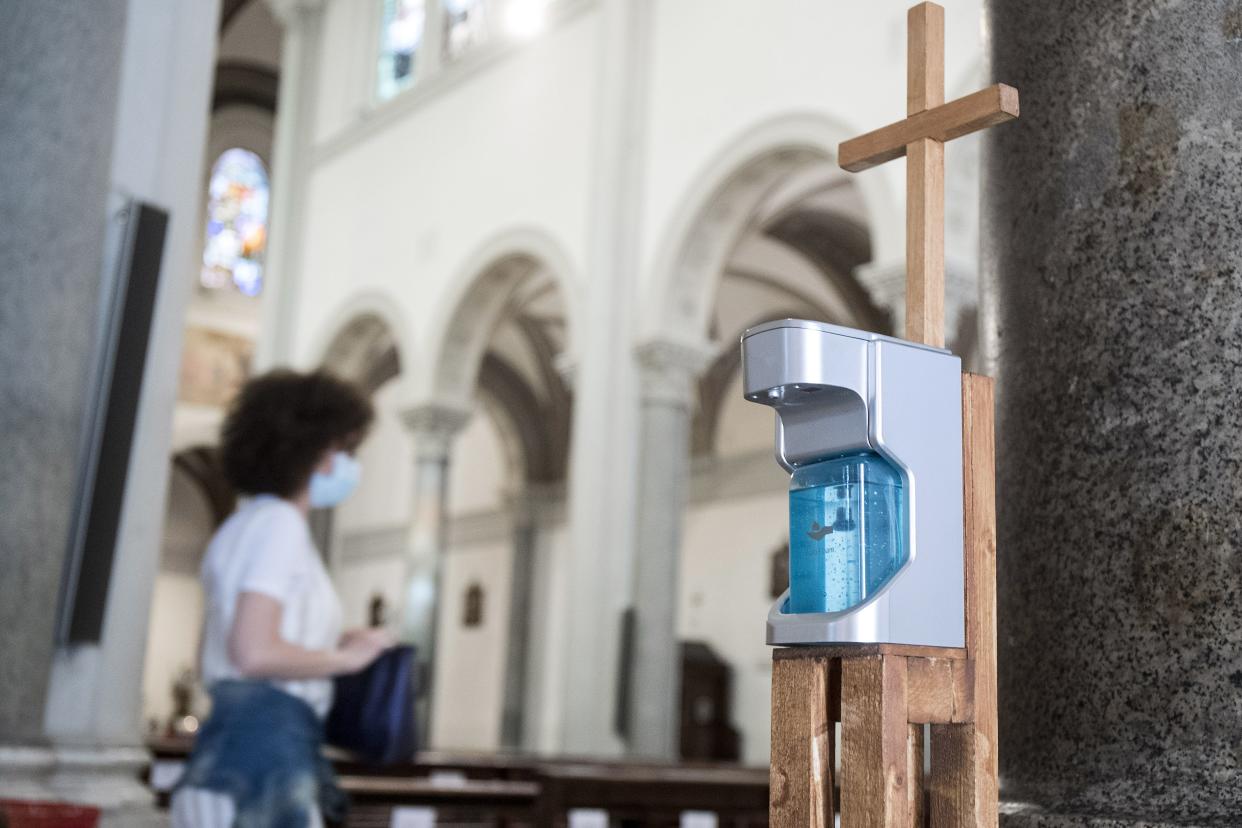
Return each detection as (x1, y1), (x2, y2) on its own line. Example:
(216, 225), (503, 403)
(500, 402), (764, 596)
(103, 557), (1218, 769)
(147, 739), (771, 826)
(536, 762), (769, 827)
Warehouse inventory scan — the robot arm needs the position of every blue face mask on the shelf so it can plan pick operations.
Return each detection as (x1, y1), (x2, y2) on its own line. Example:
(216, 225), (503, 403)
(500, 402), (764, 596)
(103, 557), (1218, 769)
(309, 451), (361, 509)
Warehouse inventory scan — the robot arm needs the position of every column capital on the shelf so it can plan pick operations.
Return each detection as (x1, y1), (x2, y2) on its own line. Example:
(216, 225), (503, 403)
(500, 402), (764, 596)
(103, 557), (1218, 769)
(635, 337), (715, 408)
(265, 0), (326, 27)
(400, 402), (472, 461)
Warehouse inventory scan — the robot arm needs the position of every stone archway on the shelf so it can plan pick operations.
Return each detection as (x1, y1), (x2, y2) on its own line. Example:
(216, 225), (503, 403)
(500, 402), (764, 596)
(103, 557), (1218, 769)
(413, 233), (578, 752)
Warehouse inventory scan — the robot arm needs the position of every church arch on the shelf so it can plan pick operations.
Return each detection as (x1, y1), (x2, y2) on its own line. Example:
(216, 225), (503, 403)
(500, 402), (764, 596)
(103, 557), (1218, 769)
(421, 225), (581, 407)
(309, 290), (416, 395)
(641, 111), (900, 345)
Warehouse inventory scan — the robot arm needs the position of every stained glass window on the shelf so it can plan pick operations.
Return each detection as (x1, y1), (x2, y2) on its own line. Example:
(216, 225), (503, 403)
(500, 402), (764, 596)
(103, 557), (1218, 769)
(200, 149), (268, 297)
(378, 0), (426, 99)
(443, 0), (489, 60)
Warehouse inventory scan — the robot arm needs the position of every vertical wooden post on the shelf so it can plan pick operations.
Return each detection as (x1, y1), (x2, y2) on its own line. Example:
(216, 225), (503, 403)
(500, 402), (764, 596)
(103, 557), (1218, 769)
(928, 375), (997, 828)
(963, 375), (998, 827)
(906, 137), (946, 347)
(841, 654), (909, 828)
(771, 656), (835, 827)
(906, 2), (945, 115)
(905, 2), (946, 348)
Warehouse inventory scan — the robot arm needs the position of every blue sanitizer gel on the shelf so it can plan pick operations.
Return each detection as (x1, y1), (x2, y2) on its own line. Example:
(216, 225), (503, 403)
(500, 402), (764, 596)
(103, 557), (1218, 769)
(787, 452), (907, 614)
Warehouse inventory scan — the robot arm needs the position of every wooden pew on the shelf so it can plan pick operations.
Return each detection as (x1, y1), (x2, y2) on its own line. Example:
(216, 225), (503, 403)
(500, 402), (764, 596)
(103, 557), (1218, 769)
(146, 738), (771, 826)
(535, 762), (769, 827)
(340, 775), (539, 827)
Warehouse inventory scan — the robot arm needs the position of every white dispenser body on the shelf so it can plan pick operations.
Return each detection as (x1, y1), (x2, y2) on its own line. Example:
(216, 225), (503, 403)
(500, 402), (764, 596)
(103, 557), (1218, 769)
(742, 319), (964, 648)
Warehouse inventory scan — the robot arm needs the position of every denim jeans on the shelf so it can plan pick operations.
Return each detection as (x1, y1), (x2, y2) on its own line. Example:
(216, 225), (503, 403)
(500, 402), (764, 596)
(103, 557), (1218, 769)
(174, 680), (346, 828)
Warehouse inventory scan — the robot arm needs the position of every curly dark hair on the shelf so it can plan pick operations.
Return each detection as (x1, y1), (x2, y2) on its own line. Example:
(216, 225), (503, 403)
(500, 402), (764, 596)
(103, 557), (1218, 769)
(221, 369), (374, 498)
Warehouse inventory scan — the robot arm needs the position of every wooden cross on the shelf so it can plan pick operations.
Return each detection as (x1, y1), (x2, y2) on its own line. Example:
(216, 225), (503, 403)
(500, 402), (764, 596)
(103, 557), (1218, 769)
(839, 2), (1019, 348)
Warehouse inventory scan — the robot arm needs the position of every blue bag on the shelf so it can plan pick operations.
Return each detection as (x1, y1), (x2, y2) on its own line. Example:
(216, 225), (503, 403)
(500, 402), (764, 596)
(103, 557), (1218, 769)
(325, 645), (418, 765)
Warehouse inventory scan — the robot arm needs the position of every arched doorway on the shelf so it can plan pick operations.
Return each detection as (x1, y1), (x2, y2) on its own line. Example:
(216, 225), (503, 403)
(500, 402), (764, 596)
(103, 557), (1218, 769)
(422, 242), (575, 753)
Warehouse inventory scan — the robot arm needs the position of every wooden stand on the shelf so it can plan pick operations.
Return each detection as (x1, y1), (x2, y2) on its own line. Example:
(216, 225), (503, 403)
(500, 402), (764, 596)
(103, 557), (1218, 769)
(768, 4), (1014, 824)
(769, 374), (997, 828)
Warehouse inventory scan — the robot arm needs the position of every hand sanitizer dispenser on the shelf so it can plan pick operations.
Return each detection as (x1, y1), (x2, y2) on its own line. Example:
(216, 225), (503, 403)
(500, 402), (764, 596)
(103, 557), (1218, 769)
(742, 319), (964, 648)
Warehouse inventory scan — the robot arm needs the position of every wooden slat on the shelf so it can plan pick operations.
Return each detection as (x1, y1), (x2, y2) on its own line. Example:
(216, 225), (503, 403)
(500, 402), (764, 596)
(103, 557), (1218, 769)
(908, 724), (926, 828)
(841, 655), (908, 828)
(950, 659), (975, 724)
(773, 643), (966, 662)
(905, 136), (946, 346)
(770, 656), (835, 828)
(928, 723), (973, 828)
(962, 373), (999, 827)
(905, 657), (954, 724)
(838, 85), (1019, 172)
(907, 2), (944, 114)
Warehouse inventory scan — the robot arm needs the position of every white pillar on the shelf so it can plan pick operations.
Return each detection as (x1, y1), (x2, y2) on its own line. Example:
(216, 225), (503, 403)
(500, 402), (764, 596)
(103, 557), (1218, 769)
(499, 484), (559, 750)
(625, 339), (712, 759)
(255, 0), (325, 369)
(399, 402), (470, 745)
(559, 0), (654, 756)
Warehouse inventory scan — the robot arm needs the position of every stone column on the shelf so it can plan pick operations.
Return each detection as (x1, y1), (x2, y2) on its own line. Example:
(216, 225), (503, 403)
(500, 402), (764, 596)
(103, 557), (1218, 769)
(625, 339), (712, 759)
(1, 2), (216, 823)
(984, 1), (1242, 823)
(560, 0), (652, 755)
(399, 402), (470, 746)
(499, 485), (556, 750)
(255, 0), (325, 368)
(0, 0), (128, 760)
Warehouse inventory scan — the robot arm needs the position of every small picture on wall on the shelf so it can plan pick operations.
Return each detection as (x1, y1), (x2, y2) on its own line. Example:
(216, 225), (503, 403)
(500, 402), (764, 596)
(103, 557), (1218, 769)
(463, 582), (484, 628)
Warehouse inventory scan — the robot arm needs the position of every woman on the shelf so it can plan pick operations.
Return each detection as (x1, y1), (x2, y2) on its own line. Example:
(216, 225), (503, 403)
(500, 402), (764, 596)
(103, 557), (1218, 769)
(172, 370), (394, 828)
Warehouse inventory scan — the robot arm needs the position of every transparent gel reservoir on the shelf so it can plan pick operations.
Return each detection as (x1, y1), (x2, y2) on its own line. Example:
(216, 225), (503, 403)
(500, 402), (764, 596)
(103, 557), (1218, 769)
(788, 451), (907, 614)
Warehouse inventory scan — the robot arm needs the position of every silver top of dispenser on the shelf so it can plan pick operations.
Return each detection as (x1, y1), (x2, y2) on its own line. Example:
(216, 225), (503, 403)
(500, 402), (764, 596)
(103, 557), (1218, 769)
(741, 318), (951, 354)
(740, 318), (949, 468)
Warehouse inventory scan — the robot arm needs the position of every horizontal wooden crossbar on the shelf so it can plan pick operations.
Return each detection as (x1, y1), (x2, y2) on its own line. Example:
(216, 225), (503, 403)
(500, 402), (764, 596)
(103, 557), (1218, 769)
(773, 643), (968, 662)
(839, 84), (1019, 172)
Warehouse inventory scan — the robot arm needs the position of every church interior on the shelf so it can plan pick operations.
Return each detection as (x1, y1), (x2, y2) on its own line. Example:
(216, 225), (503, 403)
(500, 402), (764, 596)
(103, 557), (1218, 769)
(3, 0), (1241, 826)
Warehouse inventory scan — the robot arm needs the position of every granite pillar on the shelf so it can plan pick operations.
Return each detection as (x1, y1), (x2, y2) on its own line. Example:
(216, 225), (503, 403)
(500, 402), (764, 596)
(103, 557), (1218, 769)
(0, 0), (128, 750)
(400, 402), (470, 746)
(984, 1), (1242, 823)
(625, 339), (712, 760)
(1, 2), (217, 820)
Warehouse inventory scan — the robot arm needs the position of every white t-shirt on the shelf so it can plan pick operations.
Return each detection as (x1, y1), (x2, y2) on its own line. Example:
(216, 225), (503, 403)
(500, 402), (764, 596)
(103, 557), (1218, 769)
(199, 495), (343, 718)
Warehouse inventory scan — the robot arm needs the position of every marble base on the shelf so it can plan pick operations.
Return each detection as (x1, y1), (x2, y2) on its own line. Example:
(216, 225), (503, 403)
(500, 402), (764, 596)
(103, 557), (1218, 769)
(0, 744), (161, 825)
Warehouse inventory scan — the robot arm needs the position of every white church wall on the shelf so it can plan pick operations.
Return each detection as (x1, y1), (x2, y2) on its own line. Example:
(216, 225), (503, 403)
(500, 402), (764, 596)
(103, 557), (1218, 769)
(335, 552), (407, 631)
(291, 9), (600, 384)
(678, 490), (786, 766)
(141, 572), (206, 731)
(638, 0), (986, 334)
(335, 380), (416, 533)
(315, 0), (380, 146)
(448, 407), (509, 517)
(431, 538), (514, 751)
(715, 372), (775, 459)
